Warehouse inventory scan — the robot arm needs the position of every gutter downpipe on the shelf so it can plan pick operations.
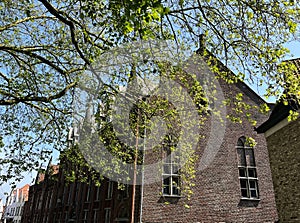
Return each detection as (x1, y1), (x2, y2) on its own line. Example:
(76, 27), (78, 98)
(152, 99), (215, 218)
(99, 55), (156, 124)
(139, 119), (146, 223)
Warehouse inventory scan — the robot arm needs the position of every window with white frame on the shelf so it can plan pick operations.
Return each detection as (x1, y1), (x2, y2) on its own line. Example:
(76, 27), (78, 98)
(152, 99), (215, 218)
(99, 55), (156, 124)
(95, 186), (101, 201)
(236, 136), (259, 199)
(104, 208), (111, 223)
(106, 180), (113, 199)
(83, 210), (88, 223)
(162, 148), (180, 196)
(64, 211), (68, 223)
(93, 209), (99, 223)
(85, 186), (90, 202)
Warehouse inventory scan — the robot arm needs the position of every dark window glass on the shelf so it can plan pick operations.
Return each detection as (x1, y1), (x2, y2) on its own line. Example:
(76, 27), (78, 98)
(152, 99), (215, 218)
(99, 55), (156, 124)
(250, 190), (258, 198)
(172, 176), (180, 195)
(163, 178), (170, 194)
(237, 148), (246, 166)
(239, 168), (246, 177)
(248, 168), (256, 178)
(249, 180), (256, 189)
(240, 179), (247, 188)
(245, 148), (255, 166)
(241, 189), (248, 197)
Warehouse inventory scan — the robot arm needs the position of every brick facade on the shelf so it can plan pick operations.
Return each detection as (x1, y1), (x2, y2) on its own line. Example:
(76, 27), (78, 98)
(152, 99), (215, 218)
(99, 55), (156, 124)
(21, 54), (278, 223)
(256, 58), (300, 223)
(21, 165), (140, 223)
(140, 74), (278, 223)
(3, 184), (29, 223)
(256, 97), (300, 222)
(265, 118), (300, 222)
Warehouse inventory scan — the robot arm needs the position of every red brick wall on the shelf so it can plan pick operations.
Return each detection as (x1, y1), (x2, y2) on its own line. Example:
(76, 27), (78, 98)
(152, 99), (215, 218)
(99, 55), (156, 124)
(21, 68), (278, 223)
(140, 78), (278, 223)
(21, 168), (137, 223)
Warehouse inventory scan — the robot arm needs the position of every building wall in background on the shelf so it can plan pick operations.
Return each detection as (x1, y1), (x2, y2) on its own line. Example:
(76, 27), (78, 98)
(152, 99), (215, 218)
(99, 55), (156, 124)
(265, 118), (300, 222)
(3, 184), (29, 223)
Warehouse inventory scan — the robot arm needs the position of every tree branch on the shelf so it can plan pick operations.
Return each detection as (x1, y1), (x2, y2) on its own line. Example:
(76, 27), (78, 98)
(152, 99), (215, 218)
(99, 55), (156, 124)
(0, 81), (77, 105)
(38, 0), (91, 65)
(0, 15), (56, 32)
(0, 71), (10, 83)
(0, 45), (69, 76)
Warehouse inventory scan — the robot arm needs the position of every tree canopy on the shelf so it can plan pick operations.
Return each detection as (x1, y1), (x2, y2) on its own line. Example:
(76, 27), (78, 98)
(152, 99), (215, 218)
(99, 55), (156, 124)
(0, 0), (299, 184)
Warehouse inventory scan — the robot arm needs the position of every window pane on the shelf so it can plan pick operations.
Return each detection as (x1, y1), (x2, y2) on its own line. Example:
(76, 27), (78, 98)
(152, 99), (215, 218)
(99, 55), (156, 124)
(107, 180), (113, 199)
(172, 176), (179, 186)
(249, 180), (257, 189)
(239, 168), (246, 177)
(172, 154), (180, 164)
(240, 179), (247, 188)
(248, 168), (256, 178)
(172, 177), (180, 195)
(163, 164), (171, 174)
(172, 164), (179, 174)
(96, 186), (100, 200)
(241, 189), (248, 197)
(163, 178), (170, 194)
(245, 149), (255, 166)
(250, 189), (258, 198)
(237, 137), (245, 147)
(86, 187), (90, 201)
(173, 186), (179, 195)
(93, 210), (98, 223)
(105, 209), (111, 223)
(163, 149), (171, 162)
(237, 148), (246, 166)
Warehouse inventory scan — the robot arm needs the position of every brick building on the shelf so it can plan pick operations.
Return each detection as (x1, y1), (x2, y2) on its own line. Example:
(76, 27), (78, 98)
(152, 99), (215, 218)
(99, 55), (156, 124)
(256, 58), (300, 223)
(256, 100), (300, 223)
(21, 160), (138, 223)
(21, 53), (278, 222)
(3, 184), (29, 223)
(139, 62), (278, 223)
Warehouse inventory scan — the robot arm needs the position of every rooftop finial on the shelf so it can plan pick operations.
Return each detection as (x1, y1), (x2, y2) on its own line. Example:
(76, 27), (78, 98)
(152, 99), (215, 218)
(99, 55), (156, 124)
(198, 33), (206, 56)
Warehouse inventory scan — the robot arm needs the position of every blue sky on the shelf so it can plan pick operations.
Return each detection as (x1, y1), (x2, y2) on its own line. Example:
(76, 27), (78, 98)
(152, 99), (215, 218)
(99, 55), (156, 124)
(284, 40), (300, 60)
(245, 40), (300, 103)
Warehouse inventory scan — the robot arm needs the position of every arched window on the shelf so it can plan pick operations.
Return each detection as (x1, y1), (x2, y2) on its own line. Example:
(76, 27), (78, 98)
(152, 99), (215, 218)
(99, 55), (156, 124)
(236, 136), (259, 199)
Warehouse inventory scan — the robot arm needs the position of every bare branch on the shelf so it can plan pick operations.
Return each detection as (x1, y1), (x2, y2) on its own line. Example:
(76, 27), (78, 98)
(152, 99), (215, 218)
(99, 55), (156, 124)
(0, 71), (10, 83)
(38, 0), (91, 65)
(0, 45), (69, 76)
(0, 81), (77, 105)
(0, 15), (56, 32)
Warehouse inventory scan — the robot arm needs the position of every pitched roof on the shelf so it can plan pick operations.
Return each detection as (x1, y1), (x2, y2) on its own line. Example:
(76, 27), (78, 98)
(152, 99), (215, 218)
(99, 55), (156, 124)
(256, 58), (300, 133)
(255, 98), (299, 133)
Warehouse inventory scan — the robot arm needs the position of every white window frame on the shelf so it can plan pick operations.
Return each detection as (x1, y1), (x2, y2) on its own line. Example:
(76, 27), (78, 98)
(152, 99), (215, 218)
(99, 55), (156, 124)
(106, 180), (113, 200)
(104, 208), (111, 223)
(83, 209), (89, 223)
(236, 137), (259, 200)
(85, 186), (90, 202)
(162, 149), (180, 197)
(95, 186), (101, 201)
(93, 209), (99, 223)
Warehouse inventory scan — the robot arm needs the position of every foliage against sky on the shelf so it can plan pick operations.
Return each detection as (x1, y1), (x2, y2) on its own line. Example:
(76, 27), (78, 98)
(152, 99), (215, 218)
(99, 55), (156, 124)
(0, 0), (299, 183)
